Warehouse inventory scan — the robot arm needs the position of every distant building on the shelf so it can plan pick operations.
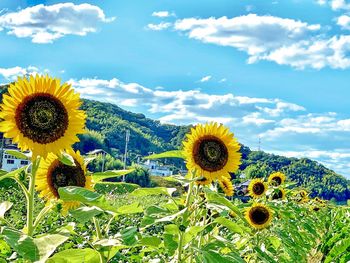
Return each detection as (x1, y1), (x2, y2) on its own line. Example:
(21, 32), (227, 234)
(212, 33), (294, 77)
(142, 159), (173, 176)
(2, 147), (30, 172)
(235, 180), (251, 196)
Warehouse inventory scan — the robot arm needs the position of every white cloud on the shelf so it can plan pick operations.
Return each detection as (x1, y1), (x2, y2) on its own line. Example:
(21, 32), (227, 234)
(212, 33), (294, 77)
(152, 11), (175, 18)
(0, 3), (114, 43)
(147, 22), (172, 31)
(331, 0), (350, 10)
(199, 75), (212, 82)
(219, 78), (227, 83)
(337, 15), (350, 30)
(0, 66), (39, 80)
(172, 14), (350, 69)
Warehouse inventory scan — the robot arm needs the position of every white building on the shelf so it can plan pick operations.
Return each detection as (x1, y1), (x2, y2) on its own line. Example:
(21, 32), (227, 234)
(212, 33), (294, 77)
(142, 159), (173, 176)
(1, 148), (30, 172)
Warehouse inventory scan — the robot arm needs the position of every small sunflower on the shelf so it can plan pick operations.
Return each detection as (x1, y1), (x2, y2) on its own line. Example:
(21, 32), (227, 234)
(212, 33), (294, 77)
(0, 75), (86, 159)
(296, 190), (309, 203)
(245, 203), (273, 230)
(268, 172), (286, 186)
(218, 176), (234, 197)
(195, 176), (212, 186)
(248, 178), (267, 198)
(311, 206), (320, 212)
(183, 122), (241, 181)
(271, 188), (286, 200)
(36, 150), (93, 213)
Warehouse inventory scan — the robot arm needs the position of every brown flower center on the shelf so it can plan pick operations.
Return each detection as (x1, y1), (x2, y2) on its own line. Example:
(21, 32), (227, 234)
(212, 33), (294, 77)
(193, 136), (228, 172)
(272, 189), (283, 200)
(252, 182), (265, 195)
(47, 159), (86, 198)
(271, 176), (282, 186)
(249, 206), (270, 225)
(15, 93), (69, 144)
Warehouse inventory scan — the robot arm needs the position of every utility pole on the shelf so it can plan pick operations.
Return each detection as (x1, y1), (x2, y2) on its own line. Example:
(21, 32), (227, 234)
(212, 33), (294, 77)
(123, 129), (130, 182)
(258, 137), (261, 151)
(101, 151), (106, 172)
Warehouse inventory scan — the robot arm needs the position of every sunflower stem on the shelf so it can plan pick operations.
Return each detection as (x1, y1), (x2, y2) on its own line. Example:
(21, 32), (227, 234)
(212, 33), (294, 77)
(93, 217), (102, 240)
(26, 158), (40, 237)
(33, 203), (54, 232)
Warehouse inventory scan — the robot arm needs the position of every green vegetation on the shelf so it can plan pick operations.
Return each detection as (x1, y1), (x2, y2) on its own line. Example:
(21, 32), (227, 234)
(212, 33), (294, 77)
(0, 85), (349, 201)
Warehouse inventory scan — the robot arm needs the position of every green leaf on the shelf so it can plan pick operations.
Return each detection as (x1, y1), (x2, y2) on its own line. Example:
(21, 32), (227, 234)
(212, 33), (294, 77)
(200, 249), (238, 263)
(46, 248), (101, 263)
(92, 169), (134, 182)
(214, 217), (245, 234)
(0, 201), (12, 218)
(254, 246), (278, 263)
(5, 150), (30, 160)
(183, 226), (205, 245)
(0, 227), (38, 261)
(70, 206), (104, 223)
(116, 202), (143, 215)
(138, 236), (162, 247)
(130, 187), (176, 197)
(33, 227), (71, 262)
(58, 152), (75, 166)
(268, 236), (281, 250)
(0, 226), (72, 262)
(58, 186), (117, 213)
(120, 227), (139, 246)
(164, 234), (178, 256)
(0, 166), (27, 182)
(95, 182), (140, 194)
(144, 150), (185, 160)
(324, 237), (350, 263)
(203, 188), (243, 219)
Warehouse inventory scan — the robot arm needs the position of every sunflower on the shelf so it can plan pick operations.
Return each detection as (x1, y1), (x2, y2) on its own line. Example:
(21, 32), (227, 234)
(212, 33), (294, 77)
(268, 172), (286, 186)
(183, 122), (241, 181)
(0, 75), (86, 159)
(218, 176), (234, 197)
(245, 203), (273, 230)
(195, 176), (212, 186)
(311, 206), (320, 212)
(271, 188), (286, 200)
(36, 149), (93, 213)
(296, 190), (309, 203)
(248, 178), (267, 198)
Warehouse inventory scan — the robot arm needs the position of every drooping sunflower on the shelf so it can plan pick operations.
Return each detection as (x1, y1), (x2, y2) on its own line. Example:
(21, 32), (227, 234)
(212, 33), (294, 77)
(195, 176), (212, 186)
(296, 190), (309, 203)
(248, 178), (267, 198)
(36, 149), (93, 213)
(183, 122), (241, 181)
(218, 176), (234, 197)
(0, 75), (86, 159)
(271, 188), (286, 200)
(268, 172), (286, 186)
(245, 203), (273, 230)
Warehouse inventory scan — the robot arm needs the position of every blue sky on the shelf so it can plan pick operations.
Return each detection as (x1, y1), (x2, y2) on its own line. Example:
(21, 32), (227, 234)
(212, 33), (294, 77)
(1, 0), (350, 178)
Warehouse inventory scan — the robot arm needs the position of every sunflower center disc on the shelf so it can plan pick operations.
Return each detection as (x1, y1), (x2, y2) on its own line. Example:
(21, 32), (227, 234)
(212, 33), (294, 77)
(250, 207), (269, 225)
(48, 160), (86, 198)
(253, 182), (265, 195)
(272, 177), (282, 185)
(272, 190), (283, 199)
(193, 136), (228, 172)
(16, 93), (69, 144)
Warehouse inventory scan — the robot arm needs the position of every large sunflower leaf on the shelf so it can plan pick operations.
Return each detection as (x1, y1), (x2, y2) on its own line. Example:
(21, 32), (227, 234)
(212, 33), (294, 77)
(46, 248), (101, 263)
(5, 150), (30, 160)
(144, 150), (185, 160)
(0, 166), (27, 182)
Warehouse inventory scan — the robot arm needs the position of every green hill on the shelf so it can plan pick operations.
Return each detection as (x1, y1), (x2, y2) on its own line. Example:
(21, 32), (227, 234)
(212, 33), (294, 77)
(0, 84), (349, 201)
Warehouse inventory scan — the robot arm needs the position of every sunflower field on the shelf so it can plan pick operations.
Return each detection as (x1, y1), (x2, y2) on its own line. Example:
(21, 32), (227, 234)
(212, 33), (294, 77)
(0, 75), (349, 262)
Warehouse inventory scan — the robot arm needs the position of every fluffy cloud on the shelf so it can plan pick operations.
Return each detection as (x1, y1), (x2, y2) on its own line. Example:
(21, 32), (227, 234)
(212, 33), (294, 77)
(152, 11), (175, 18)
(0, 66), (39, 81)
(331, 0), (350, 10)
(337, 15), (350, 30)
(0, 3), (114, 43)
(199, 75), (212, 82)
(147, 22), (172, 31)
(171, 14), (350, 69)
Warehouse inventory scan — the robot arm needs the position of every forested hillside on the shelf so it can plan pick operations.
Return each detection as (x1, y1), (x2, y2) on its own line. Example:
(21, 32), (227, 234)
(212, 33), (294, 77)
(0, 84), (349, 201)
